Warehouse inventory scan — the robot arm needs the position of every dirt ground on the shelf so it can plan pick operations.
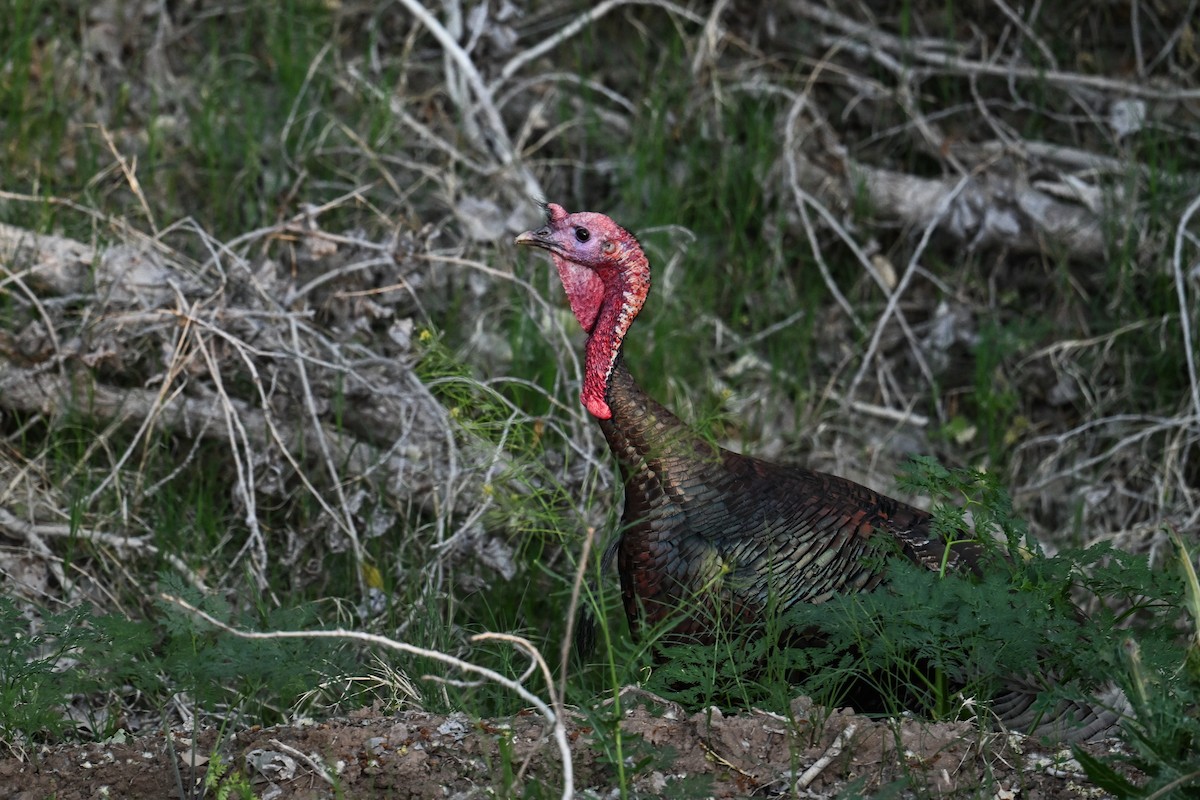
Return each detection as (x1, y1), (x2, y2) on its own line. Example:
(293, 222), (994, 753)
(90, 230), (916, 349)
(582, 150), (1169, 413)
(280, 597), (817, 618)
(0, 695), (1136, 799)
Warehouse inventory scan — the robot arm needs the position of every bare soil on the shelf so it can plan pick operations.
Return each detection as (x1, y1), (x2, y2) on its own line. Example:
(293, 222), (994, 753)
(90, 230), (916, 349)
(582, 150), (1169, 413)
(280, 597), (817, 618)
(0, 697), (1135, 799)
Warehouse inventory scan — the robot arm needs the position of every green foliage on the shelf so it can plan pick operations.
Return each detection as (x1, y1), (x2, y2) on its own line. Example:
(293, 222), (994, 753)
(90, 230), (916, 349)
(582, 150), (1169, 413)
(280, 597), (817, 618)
(155, 575), (358, 723)
(203, 753), (259, 800)
(0, 0), (340, 237)
(0, 597), (149, 742)
(0, 1), (87, 225)
(1074, 535), (1200, 799)
(0, 575), (361, 749)
(968, 321), (1031, 467)
(898, 455), (1031, 566)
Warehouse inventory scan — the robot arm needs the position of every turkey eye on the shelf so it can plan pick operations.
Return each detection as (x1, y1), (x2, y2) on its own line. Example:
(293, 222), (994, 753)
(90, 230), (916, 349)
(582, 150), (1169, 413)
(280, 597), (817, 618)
(574, 227), (590, 242)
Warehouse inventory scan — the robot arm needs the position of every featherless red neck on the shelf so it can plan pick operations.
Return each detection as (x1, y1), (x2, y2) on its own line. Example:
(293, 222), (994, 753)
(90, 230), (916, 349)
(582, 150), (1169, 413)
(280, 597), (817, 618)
(515, 203), (649, 419)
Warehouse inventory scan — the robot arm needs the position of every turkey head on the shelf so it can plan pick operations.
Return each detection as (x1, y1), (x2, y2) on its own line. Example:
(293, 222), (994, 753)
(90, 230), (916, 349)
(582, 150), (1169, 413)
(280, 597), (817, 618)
(515, 203), (650, 419)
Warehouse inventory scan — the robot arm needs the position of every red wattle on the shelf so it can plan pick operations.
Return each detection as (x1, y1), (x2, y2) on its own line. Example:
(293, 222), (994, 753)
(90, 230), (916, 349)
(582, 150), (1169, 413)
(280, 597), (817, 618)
(582, 391), (612, 420)
(553, 254), (604, 333)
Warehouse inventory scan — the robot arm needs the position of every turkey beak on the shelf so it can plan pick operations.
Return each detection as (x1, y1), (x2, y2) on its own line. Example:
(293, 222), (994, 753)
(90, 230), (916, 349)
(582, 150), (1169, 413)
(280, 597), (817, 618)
(515, 227), (556, 252)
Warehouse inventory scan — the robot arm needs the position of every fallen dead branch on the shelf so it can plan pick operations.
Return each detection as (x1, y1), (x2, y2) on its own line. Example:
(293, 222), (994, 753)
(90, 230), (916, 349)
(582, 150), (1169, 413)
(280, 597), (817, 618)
(813, 157), (1120, 260)
(0, 506), (206, 592)
(775, 69), (1144, 264)
(796, 721), (857, 789)
(791, 0), (1200, 102)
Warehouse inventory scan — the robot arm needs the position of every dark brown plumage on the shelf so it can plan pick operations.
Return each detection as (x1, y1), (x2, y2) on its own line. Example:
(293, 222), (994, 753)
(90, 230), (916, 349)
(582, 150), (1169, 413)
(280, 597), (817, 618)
(598, 352), (986, 643)
(516, 203), (1126, 741)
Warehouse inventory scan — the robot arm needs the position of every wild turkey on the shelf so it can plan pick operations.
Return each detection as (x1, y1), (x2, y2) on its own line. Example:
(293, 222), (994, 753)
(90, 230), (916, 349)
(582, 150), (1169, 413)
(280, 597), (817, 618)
(515, 203), (1126, 741)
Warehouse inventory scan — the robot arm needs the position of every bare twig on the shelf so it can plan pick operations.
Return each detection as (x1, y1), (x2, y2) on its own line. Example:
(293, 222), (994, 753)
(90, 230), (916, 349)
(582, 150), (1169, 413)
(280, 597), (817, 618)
(343, 66), (492, 175)
(825, 392), (931, 428)
(267, 739), (336, 787)
(393, 0), (513, 165)
(558, 524), (596, 710)
(988, 0), (1058, 71)
(1171, 193), (1200, 427)
(691, 0), (732, 76)
(846, 171), (975, 400)
(0, 507), (207, 591)
(288, 315), (365, 589)
(98, 125), (158, 236)
(781, 85), (862, 331)
(796, 722), (857, 789)
(781, 80), (939, 413)
(0, 255), (65, 377)
(162, 593), (575, 800)
(1017, 415), (1199, 493)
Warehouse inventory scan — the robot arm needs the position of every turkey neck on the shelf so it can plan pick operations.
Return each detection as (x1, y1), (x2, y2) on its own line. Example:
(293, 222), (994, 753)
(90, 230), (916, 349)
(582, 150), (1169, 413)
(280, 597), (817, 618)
(597, 351), (725, 490)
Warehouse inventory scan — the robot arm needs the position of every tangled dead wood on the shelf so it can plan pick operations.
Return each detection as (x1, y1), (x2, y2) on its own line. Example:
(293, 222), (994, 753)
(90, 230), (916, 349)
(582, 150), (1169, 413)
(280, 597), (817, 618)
(0, 216), (525, 595)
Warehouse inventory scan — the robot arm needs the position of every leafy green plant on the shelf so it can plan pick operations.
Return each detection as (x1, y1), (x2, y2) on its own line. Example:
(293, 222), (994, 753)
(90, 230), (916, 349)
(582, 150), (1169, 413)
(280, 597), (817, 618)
(155, 575), (360, 726)
(203, 752), (259, 800)
(970, 320), (1030, 467)
(0, 598), (98, 742)
(0, 574), (368, 752)
(1074, 533), (1200, 799)
(0, 597), (154, 744)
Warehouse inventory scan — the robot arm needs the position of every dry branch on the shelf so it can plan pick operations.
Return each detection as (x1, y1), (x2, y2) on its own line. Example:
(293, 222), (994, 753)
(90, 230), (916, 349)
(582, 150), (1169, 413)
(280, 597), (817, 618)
(791, 0), (1200, 101)
(0, 222), (94, 295)
(786, 134), (1133, 261)
(0, 360), (465, 515)
(163, 593), (575, 800)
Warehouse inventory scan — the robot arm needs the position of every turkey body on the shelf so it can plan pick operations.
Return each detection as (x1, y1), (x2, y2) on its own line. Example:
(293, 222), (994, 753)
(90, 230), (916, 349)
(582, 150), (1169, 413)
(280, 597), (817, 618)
(600, 353), (982, 644)
(515, 203), (1126, 741)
